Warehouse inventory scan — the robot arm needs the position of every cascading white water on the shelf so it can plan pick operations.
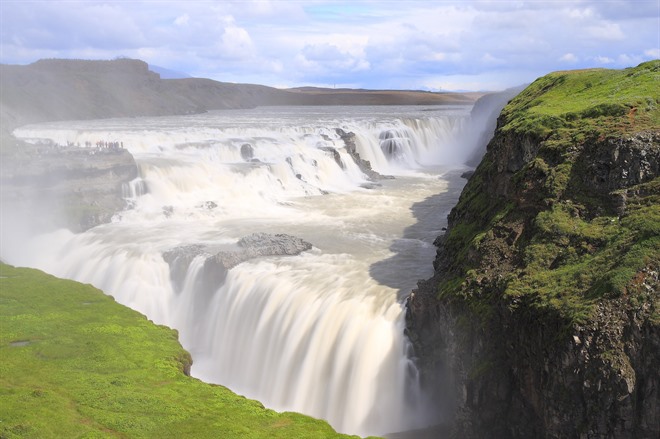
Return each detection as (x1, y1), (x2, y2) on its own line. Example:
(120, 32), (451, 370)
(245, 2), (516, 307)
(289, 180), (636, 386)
(4, 105), (474, 436)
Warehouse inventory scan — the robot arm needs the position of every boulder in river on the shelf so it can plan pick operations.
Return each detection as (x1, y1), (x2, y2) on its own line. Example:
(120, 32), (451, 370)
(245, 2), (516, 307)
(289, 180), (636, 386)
(162, 232), (313, 294)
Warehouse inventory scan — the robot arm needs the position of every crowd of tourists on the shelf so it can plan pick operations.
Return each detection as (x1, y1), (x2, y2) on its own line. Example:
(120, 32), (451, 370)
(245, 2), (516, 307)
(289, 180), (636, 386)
(84, 140), (124, 150)
(30, 139), (127, 155)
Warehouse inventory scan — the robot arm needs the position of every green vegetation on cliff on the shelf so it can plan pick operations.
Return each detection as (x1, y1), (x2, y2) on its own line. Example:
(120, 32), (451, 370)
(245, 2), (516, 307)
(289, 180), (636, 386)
(0, 263), (359, 439)
(437, 60), (659, 324)
(500, 61), (659, 137)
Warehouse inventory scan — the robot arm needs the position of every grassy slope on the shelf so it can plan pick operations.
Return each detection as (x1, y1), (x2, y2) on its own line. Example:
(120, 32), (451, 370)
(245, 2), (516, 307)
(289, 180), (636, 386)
(499, 61), (659, 136)
(0, 264), (363, 439)
(438, 60), (659, 324)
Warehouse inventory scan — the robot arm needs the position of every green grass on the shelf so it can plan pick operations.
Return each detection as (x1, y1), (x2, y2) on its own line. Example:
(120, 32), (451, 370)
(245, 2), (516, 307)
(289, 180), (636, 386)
(482, 178), (657, 325)
(500, 60), (660, 137)
(0, 264), (365, 439)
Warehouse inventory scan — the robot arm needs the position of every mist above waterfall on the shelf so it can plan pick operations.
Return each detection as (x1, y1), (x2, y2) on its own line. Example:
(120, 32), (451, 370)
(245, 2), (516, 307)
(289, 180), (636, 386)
(463, 86), (525, 166)
(3, 105), (478, 436)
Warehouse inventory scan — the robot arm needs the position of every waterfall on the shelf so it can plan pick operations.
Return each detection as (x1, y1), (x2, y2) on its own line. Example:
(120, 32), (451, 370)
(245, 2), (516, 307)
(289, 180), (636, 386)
(122, 176), (148, 206)
(5, 105), (473, 436)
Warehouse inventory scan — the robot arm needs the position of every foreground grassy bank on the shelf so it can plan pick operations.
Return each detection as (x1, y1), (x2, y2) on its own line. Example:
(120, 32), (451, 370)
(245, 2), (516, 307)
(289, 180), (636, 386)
(0, 263), (361, 438)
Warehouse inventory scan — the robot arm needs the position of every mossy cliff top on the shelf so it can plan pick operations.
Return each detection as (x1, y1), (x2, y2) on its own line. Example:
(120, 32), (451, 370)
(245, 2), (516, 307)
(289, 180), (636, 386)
(500, 60), (659, 136)
(436, 60), (659, 323)
(0, 263), (363, 439)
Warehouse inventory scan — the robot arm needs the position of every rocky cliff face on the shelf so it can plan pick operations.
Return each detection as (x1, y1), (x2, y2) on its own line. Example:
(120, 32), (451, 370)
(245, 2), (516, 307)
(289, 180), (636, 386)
(0, 135), (138, 232)
(406, 61), (659, 438)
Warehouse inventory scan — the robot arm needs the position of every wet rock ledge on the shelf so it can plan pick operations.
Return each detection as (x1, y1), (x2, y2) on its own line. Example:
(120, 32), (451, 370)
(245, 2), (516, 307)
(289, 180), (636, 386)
(163, 233), (313, 293)
(0, 136), (138, 232)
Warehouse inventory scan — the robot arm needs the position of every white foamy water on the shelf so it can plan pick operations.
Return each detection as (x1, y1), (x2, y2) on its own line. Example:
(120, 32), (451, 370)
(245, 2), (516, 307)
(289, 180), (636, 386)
(5, 105), (473, 436)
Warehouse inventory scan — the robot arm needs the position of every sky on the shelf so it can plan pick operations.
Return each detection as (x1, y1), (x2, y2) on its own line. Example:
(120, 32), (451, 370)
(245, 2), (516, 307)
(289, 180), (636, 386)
(1, 0), (658, 91)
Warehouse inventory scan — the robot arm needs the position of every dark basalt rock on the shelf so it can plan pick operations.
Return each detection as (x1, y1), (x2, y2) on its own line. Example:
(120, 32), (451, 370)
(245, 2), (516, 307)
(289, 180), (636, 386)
(320, 147), (344, 169)
(577, 131), (660, 213)
(335, 128), (394, 181)
(198, 201), (218, 210)
(240, 143), (254, 161)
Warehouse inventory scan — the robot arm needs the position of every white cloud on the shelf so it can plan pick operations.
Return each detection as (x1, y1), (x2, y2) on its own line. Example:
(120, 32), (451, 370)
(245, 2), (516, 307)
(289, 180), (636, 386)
(422, 52), (462, 62)
(559, 53), (578, 62)
(644, 48), (660, 58)
(566, 7), (595, 20)
(219, 26), (255, 60)
(426, 52), (447, 61)
(174, 14), (189, 27)
(269, 60), (284, 73)
(1, 0), (658, 91)
(295, 42), (370, 78)
(481, 53), (503, 64)
(593, 55), (614, 64)
(617, 53), (643, 66)
(586, 22), (625, 41)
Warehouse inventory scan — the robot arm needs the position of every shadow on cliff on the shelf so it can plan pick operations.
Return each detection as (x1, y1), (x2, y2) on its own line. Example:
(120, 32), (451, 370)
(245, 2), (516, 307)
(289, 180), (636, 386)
(369, 169), (468, 301)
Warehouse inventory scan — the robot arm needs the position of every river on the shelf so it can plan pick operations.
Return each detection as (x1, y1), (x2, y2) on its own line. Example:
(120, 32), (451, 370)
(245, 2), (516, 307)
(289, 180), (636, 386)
(5, 105), (474, 436)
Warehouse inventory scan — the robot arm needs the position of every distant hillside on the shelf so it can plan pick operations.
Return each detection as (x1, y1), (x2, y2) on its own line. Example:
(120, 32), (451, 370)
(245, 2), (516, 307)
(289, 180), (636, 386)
(0, 58), (479, 133)
(148, 63), (191, 79)
(286, 87), (482, 106)
(0, 59), (289, 132)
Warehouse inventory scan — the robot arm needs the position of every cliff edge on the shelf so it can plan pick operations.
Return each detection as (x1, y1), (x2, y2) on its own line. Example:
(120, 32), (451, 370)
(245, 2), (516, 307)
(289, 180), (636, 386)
(406, 61), (659, 438)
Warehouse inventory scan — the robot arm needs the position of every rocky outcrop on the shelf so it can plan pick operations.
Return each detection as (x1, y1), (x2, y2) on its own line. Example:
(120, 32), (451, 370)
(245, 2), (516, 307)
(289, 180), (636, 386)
(240, 143), (255, 161)
(0, 136), (138, 232)
(407, 278), (659, 438)
(163, 233), (313, 292)
(405, 61), (660, 438)
(335, 128), (393, 181)
(578, 131), (659, 215)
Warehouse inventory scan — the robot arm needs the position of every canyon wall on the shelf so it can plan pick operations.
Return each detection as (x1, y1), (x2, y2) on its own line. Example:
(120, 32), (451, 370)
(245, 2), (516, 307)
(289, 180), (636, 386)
(406, 60), (659, 438)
